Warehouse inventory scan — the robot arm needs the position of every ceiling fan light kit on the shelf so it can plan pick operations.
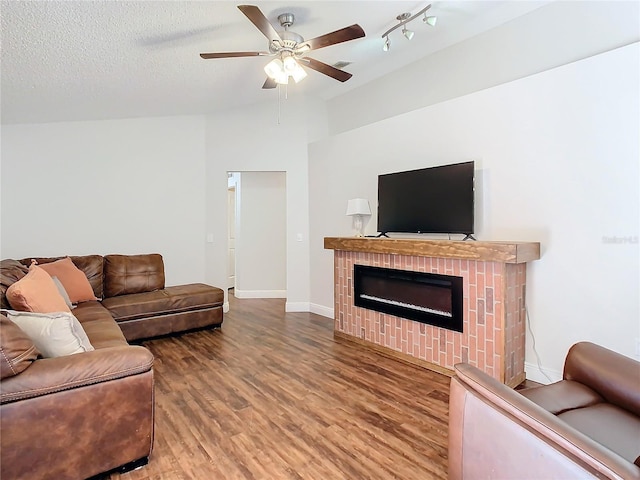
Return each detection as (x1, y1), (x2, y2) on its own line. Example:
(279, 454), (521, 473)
(200, 5), (365, 89)
(382, 4), (436, 51)
(263, 53), (307, 85)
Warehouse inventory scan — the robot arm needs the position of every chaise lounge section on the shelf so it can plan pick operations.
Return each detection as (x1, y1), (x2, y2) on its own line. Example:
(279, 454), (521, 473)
(14, 253), (225, 341)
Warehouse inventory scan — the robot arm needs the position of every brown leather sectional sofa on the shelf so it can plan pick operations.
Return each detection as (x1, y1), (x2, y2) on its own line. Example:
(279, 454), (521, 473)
(449, 342), (640, 479)
(0, 253), (224, 480)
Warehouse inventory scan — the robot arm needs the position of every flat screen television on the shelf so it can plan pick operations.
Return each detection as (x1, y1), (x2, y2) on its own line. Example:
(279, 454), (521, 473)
(377, 161), (475, 236)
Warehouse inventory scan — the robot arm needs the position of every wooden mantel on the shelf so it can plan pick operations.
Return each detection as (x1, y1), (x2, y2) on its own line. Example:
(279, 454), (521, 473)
(324, 237), (540, 264)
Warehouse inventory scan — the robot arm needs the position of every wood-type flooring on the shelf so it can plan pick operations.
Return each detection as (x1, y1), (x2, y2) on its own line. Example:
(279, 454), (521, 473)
(107, 293), (450, 480)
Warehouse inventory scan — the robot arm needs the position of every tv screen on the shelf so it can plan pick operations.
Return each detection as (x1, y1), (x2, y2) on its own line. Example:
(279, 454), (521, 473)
(377, 161), (475, 235)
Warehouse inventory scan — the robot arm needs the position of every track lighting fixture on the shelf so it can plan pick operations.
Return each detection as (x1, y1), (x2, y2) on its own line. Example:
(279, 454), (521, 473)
(381, 4), (436, 51)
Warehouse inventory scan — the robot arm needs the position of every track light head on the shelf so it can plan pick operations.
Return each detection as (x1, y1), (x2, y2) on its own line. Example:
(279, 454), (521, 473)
(424, 15), (437, 26)
(383, 36), (390, 51)
(402, 26), (414, 40)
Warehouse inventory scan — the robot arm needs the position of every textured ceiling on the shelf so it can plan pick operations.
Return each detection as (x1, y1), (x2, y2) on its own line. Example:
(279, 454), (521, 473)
(1, 1), (548, 124)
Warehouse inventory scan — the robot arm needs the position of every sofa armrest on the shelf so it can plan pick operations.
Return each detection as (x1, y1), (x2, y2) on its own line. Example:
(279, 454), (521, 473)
(449, 363), (640, 480)
(564, 342), (640, 416)
(0, 345), (153, 403)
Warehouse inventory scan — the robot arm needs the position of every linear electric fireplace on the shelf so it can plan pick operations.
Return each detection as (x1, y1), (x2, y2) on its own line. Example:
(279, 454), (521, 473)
(353, 264), (463, 332)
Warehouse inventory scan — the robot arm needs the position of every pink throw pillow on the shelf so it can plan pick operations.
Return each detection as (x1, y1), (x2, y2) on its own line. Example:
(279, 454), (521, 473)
(6, 264), (71, 313)
(38, 257), (97, 303)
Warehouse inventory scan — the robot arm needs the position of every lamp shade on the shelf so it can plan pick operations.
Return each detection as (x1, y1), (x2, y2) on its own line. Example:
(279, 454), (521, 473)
(346, 198), (371, 216)
(264, 58), (288, 85)
(289, 61), (308, 83)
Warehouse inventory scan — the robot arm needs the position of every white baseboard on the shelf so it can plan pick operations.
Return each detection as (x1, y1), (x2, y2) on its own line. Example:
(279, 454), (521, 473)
(285, 302), (310, 312)
(524, 361), (562, 384)
(234, 289), (286, 299)
(284, 303), (335, 316)
(310, 303), (334, 319)
(223, 302), (230, 313)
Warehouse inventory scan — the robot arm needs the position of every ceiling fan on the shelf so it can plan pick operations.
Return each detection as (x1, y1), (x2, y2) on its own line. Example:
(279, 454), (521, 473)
(200, 5), (365, 89)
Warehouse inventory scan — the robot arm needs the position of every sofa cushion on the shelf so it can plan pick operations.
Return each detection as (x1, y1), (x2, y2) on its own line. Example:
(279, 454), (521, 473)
(104, 254), (165, 298)
(520, 380), (604, 415)
(102, 283), (223, 322)
(5, 310), (94, 358)
(38, 257), (98, 303)
(73, 301), (128, 349)
(6, 264), (71, 313)
(0, 314), (39, 379)
(24, 255), (104, 301)
(0, 260), (29, 310)
(558, 403), (640, 465)
(564, 342), (640, 417)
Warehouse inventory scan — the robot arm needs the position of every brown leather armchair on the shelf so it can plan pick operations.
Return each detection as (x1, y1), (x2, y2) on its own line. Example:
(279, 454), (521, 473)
(449, 342), (640, 479)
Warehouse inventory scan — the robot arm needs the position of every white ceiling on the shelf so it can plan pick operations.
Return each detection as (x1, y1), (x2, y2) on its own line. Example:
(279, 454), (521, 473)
(1, 1), (549, 124)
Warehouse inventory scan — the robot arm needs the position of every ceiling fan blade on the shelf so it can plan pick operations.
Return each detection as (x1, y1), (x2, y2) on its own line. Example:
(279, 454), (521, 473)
(238, 5), (281, 43)
(299, 24), (365, 52)
(200, 51), (270, 59)
(262, 77), (277, 89)
(299, 58), (353, 82)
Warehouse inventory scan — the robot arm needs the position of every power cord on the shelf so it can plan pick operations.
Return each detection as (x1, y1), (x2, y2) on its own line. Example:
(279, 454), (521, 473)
(525, 305), (553, 383)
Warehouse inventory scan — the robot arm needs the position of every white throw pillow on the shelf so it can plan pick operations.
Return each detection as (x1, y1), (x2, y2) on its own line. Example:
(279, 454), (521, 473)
(2, 310), (94, 358)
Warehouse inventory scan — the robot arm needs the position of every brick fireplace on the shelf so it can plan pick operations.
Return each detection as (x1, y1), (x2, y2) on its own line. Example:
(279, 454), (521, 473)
(324, 238), (540, 387)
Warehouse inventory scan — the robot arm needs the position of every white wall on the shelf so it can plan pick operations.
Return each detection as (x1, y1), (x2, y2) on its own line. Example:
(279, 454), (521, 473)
(0, 94), (326, 314)
(0, 116), (207, 285)
(327, 0), (640, 135)
(203, 94), (328, 312)
(234, 171), (287, 298)
(309, 43), (640, 382)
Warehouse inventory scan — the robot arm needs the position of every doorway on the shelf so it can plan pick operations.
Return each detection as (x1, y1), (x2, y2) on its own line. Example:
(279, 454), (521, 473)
(227, 171), (287, 298)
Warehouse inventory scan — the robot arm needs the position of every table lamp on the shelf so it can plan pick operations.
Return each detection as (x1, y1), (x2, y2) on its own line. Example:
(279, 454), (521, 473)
(346, 198), (371, 237)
